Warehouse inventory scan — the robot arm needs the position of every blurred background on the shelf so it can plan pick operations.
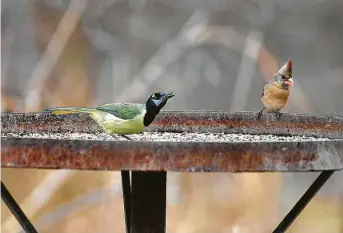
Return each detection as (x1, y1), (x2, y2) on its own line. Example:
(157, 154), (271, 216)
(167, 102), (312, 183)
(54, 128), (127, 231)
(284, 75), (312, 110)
(1, 0), (343, 232)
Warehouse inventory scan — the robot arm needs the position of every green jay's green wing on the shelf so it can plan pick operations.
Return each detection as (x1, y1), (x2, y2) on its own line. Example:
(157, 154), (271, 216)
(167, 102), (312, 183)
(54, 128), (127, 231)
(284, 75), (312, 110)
(96, 103), (145, 120)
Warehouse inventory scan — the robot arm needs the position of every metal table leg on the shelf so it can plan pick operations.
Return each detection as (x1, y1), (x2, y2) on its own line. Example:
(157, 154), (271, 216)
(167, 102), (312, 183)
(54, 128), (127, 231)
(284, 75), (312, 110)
(272, 171), (334, 233)
(1, 181), (38, 233)
(121, 171), (131, 233)
(130, 171), (167, 233)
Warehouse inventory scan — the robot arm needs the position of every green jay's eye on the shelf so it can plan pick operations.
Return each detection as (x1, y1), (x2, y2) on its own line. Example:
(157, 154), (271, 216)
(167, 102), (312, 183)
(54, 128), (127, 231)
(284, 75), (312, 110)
(153, 93), (162, 99)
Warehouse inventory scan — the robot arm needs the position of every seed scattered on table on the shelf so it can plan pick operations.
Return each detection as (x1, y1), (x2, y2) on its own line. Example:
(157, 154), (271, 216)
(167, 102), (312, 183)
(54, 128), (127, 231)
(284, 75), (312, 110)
(1, 132), (330, 143)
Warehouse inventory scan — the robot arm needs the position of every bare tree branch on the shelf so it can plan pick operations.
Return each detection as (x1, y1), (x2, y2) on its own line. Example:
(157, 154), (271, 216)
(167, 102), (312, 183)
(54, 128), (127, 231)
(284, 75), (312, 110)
(114, 11), (210, 102)
(24, 0), (89, 111)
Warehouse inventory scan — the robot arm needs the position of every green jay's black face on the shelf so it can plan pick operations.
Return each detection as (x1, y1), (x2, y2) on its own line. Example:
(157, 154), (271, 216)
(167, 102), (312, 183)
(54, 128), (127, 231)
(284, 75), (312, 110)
(143, 92), (175, 126)
(149, 92), (175, 108)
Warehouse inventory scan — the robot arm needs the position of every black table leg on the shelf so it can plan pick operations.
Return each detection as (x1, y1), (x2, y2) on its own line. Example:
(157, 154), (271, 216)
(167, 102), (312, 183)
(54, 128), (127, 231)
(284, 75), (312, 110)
(121, 171), (131, 233)
(1, 181), (38, 233)
(272, 171), (334, 233)
(130, 171), (167, 233)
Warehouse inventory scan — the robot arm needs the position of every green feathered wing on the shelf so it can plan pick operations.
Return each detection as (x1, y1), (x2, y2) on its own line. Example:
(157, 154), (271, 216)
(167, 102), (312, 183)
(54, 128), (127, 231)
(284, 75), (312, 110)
(94, 103), (146, 134)
(96, 103), (145, 120)
(46, 103), (145, 120)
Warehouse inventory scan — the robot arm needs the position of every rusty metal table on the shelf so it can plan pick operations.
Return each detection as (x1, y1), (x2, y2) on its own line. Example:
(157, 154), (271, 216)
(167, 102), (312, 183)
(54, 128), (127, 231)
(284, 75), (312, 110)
(1, 111), (343, 233)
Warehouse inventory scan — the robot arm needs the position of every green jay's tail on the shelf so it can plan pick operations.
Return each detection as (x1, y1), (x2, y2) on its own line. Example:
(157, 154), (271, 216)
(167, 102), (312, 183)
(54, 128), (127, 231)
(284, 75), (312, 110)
(45, 107), (96, 115)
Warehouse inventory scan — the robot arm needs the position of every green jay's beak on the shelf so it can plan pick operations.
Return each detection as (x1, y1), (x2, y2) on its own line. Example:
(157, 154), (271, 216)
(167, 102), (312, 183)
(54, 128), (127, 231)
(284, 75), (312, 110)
(158, 92), (175, 106)
(166, 92), (175, 98)
(163, 92), (175, 102)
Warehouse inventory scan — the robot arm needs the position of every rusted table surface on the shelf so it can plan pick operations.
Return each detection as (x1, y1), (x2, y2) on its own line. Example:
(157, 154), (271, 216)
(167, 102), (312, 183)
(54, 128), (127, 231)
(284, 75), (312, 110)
(1, 111), (343, 233)
(1, 111), (343, 172)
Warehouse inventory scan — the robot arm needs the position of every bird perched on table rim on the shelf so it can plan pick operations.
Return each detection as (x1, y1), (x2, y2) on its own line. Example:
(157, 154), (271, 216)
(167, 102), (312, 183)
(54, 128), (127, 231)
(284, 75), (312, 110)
(45, 92), (175, 140)
(257, 59), (293, 119)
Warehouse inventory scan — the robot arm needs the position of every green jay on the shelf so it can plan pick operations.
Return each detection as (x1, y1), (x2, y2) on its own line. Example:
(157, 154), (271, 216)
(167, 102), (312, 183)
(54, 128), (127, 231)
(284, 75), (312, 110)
(45, 92), (175, 140)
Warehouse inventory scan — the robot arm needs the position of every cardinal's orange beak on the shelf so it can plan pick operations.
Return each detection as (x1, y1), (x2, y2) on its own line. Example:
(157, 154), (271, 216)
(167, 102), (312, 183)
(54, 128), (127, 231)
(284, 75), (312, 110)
(285, 77), (294, 86)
